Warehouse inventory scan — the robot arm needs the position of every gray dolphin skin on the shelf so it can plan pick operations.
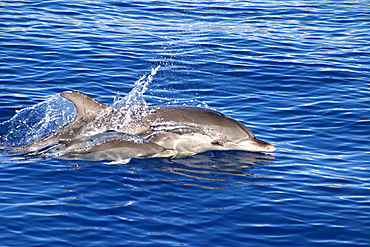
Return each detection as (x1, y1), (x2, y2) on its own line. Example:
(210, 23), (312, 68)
(32, 131), (175, 164)
(28, 91), (276, 161)
(137, 105), (276, 158)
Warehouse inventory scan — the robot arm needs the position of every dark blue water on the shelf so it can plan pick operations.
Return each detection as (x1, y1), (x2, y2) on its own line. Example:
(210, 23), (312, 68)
(1, 1), (369, 246)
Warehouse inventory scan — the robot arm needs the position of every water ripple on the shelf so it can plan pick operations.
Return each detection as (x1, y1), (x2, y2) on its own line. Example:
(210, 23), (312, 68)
(1, 0), (369, 246)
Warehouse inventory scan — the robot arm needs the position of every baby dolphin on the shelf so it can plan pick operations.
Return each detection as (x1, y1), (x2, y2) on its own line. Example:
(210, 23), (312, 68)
(29, 131), (175, 164)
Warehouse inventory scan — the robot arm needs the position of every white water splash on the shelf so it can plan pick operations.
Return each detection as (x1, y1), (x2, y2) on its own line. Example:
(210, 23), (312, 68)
(0, 95), (75, 153)
(113, 65), (209, 109)
(113, 65), (161, 110)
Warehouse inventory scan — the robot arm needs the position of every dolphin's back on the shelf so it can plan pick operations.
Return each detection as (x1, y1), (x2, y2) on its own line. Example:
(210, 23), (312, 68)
(61, 91), (110, 121)
(143, 105), (255, 142)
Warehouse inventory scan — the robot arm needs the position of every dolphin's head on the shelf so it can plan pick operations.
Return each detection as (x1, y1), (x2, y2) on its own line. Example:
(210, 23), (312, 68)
(222, 138), (276, 153)
(237, 138), (276, 153)
(214, 117), (276, 153)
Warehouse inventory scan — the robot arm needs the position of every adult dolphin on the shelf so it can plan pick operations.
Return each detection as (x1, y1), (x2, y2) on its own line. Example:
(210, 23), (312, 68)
(27, 91), (276, 158)
(136, 105), (276, 158)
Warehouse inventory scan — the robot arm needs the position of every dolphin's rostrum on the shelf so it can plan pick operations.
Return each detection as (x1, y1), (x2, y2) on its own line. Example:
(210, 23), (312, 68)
(28, 91), (275, 163)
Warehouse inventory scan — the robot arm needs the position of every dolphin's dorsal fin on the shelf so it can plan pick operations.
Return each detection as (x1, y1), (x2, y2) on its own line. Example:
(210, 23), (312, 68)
(61, 91), (110, 120)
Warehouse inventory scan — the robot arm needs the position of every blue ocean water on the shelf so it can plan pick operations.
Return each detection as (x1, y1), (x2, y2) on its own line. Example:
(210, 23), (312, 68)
(1, 0), (369, 246)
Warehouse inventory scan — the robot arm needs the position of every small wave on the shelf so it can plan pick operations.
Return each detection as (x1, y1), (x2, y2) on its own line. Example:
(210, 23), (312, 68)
(0, 94), (76, 153)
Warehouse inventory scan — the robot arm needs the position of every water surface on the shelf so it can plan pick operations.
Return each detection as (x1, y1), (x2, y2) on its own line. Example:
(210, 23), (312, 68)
(1, 1), (369, 246)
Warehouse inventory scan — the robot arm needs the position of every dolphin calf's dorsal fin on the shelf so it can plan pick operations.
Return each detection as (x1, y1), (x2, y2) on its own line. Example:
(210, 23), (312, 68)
(60, 91), (110, 120)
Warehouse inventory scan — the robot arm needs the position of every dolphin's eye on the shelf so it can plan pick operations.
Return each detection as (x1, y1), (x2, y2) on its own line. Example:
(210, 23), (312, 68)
(211, 140), (223, 146)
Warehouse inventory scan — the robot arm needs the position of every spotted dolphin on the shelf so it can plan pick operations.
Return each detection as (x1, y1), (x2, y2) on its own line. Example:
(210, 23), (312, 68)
(133, 105), (276, 158)
(27, 91), (276, 159)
